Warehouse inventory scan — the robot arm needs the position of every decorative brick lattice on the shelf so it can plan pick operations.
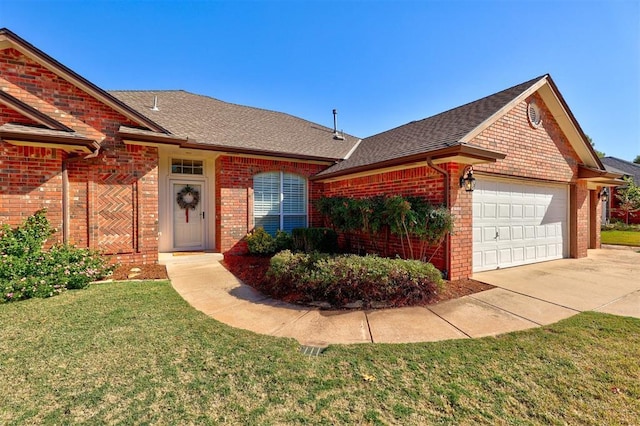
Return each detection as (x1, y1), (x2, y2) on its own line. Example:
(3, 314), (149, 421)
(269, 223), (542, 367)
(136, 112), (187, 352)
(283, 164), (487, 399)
(97, 183), (133, 254)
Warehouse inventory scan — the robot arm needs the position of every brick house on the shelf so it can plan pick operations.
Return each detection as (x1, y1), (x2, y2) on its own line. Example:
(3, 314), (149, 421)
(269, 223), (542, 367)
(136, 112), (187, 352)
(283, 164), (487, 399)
(600, 157), (640, 224)
(0, 28), (621, 280)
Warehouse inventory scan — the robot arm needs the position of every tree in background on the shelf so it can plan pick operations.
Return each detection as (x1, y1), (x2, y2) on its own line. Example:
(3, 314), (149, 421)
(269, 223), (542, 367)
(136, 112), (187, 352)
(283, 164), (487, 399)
(633, 155), (640, 164)
(586, 135), (605, 158)
(615, 176), (640, 225)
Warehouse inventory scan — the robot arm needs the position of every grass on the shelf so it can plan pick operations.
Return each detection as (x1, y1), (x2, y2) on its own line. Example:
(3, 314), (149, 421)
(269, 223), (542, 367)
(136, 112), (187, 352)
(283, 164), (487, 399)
(601, 230), (640, 246)
(1, 281), (639, 425)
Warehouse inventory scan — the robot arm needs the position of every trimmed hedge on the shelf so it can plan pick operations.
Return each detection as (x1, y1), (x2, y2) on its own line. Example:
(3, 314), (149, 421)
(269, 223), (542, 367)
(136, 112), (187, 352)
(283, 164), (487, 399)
(267, 250), (443, 308)
(292, 227), (338, 253)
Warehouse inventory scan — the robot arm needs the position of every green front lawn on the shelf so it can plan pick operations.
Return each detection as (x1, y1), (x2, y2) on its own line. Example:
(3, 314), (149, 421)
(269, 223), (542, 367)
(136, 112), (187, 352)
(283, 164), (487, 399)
(1, 281), (639, 424)
(601, 229), (640, 246)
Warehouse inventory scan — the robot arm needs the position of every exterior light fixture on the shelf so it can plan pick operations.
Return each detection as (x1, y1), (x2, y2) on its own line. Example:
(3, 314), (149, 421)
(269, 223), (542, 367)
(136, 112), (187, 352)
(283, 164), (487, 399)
(599, 187), (609, 203)
(459, 165), (476, 192)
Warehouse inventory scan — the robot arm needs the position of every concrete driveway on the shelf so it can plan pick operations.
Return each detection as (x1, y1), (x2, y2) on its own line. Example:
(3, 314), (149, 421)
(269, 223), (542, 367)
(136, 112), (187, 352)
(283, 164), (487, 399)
(473, 246), (640, 318)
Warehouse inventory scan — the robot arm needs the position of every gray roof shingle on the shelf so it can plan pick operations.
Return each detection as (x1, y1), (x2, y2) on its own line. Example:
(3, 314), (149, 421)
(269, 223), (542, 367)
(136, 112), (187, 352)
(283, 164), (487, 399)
(109, 90), (359, 161)
(601, 157), (640, 184)
(316, 75), (546, 177)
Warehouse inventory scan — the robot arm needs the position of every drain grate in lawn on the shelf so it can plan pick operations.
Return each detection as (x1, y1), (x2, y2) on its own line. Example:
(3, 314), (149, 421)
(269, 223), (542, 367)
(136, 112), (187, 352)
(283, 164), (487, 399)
(300, 345), (327, 356)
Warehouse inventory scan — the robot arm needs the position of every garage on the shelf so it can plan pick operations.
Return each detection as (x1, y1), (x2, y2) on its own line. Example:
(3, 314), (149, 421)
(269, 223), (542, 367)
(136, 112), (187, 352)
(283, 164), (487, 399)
(472, 179), (568, 272)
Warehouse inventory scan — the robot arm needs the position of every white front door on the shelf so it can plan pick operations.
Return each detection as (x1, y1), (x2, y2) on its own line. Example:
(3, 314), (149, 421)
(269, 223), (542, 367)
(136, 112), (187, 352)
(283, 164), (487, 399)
(172, 181), (205, 250)
(473, 179), (568, 272)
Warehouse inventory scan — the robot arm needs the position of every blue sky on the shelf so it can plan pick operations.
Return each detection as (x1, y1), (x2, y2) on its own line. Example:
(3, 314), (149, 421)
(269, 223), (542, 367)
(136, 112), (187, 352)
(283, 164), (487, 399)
(1, 0), (638, 160)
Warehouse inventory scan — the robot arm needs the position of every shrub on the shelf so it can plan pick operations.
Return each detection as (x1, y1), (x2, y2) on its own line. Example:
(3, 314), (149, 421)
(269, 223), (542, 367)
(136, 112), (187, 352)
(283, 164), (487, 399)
(267, 251), (443, 308)
(316, 195), (454, 260)
(292, 227), (338, 253)
(602, 221), (640, 232)
(246, 227), (276, 255)
(246, 227), (293, 255)
(0, 210), (113, 303)
(274, 230), (293, 252)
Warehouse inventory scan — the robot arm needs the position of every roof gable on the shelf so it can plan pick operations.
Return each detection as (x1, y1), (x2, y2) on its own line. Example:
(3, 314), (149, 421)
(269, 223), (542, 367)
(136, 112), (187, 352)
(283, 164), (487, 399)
(316, 74), (602, 180)
(0, 28), (168, 134)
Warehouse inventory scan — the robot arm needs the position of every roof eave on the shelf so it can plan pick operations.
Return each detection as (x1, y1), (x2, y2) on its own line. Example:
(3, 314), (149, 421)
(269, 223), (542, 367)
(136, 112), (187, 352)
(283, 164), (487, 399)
(0, 130), (96, 153)
(578, 165), (624, 180)
(311, 144), (506, 182)
(181, 141), (340, 163)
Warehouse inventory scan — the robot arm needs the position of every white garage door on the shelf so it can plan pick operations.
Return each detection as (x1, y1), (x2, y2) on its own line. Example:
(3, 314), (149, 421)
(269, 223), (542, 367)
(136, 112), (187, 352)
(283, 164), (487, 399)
(473, 179), (568, 272)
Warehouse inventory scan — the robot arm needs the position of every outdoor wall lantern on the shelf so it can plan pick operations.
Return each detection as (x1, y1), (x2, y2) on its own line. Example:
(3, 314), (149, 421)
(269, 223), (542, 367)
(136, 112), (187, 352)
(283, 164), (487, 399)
(459, 165), (476, 192)
(599, 187), (609, 203)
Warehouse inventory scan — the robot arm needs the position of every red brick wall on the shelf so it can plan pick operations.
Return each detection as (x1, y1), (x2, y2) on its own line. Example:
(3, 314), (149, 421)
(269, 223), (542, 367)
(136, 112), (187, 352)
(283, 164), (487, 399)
(0, 143), (65, 241)
(215, 155), (327, 253)
(0, 48), (159, 264)
(472, 93), (581, 182)
(0, 104), (40, 126)
(321, 166), (448, 271)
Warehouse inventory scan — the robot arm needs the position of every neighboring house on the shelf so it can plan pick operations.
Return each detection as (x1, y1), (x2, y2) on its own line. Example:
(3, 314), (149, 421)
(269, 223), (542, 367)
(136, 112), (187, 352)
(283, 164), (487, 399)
(0, 28), (621, 280)
(600, 157), (640, 224)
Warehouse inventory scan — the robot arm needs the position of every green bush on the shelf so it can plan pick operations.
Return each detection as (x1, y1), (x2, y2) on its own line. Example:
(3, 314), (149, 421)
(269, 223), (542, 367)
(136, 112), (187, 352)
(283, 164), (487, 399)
(316, 195), (454, 260)
(267, 251), (443, 308)
(292, 227), (338, 253)
(246, 227), (293, 255)
(0, 210), (113, 303)
(274, 230), (293, 252)
(602, 221), (640, 232)
(246, 227), (275, 255)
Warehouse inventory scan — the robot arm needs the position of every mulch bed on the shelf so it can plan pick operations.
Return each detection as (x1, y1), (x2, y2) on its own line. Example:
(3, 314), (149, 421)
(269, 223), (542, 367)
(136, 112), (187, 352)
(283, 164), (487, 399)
(221, 254), (494, 309)
(109, 264), (169, 281)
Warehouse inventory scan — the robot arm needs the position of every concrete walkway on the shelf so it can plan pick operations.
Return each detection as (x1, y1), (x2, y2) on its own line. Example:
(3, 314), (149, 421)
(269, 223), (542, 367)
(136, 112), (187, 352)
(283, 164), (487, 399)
(160, 247), (640, 346)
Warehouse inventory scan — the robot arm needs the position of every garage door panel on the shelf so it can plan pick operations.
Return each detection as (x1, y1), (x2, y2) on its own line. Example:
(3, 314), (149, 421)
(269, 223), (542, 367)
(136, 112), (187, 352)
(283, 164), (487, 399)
(524, 205), (535, 218)
(513, 247), (524, 262)
(498, 226), (511, 241)
(484, 250), (498, 268)
(473, 179), (567, 272)
(511, 204), (523, 217)
(512, 226), (523, 240)
(546, 224), (557, 237)
(524, 226), (535, 239)
(473, 202), (481, 217)
(483, 227), (497, 242)
(499, 249), (512, 264)
(484, 203), (497, 218)
(472, 227), (482, 242)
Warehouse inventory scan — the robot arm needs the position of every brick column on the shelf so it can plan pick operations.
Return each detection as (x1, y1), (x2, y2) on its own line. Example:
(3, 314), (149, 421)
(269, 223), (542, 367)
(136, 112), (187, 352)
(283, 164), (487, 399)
(446, 163), (474, 280)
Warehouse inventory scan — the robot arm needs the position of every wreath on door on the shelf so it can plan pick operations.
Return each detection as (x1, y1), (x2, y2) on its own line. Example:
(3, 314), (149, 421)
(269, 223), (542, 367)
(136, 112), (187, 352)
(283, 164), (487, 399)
(177, 185), (200, 223)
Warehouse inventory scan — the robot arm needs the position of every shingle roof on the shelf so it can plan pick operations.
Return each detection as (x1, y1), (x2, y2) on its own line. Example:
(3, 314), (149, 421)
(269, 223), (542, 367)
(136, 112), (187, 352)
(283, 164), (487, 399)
(601, 157), (640, 184)
(109, 90), (360, 161)
(316, 75), (546, 177)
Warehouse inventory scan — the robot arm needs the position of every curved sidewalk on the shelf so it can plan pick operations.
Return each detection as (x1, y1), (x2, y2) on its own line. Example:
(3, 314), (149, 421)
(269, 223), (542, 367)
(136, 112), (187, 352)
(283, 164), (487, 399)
(160, 248), (640, 346)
